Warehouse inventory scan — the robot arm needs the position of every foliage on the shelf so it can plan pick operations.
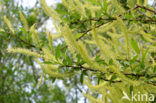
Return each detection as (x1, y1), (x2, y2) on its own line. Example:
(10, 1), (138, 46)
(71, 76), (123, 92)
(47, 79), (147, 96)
(1, 0), (156, 103)
(0, 0), (68, 103)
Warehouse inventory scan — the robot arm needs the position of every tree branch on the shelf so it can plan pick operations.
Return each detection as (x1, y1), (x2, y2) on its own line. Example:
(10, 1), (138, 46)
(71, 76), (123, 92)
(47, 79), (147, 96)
(7, 31), (42, 50)
(136, 4), (156, 14)
(62, 64), (156, 86)
(62, 64), (156, 78)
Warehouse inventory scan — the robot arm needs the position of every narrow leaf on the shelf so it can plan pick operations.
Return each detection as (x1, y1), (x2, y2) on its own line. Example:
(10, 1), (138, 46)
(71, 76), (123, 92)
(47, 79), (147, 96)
(38, 73), (44, 88)
(131, 38), (140, 54)
(55, 44), (61, 60)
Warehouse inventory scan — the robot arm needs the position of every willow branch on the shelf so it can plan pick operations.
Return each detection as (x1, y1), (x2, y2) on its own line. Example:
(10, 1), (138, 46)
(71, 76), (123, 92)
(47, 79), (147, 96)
(64, 64), (156, 85)
(71, 17), (156, 25)
(77, 21), (111, 40)
(136, 4), (156, 14)
(7, 31), (42, 50)
(62, 64), (156, 79)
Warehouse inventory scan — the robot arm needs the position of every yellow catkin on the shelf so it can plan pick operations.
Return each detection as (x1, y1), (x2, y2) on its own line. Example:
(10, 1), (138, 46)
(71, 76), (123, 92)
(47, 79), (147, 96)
(8, 48), (43, 58)
(83, 0), (101, 17)
(42, 48), (56, 61)
(3, 16), (14, 33)
(30, 24), (40, 44)
(84, 78), (108, 91)
(84, 40), (96, 44)
(150, 56), (156, 68)
(140, 31), (156, 43)
(51, 34), (61, 39)
(78, 41), (107, 73)
(96, 21), (117, 33)
(74, 0), (86, 17)
(83, 0), (101, 11)
(82, 93), (102, 103)
(62, 0), (75, 11)
(36, 59), (66, 78)
(61, 26), (78, 59)
(62, 26), (107, 73)
(46, 32), (53, 52)
(40, 0), (60, 21)
(38, 73), (44, 87)
(110, 0), (125, 14)
(117, 17), (130, 59)
(47, 64), (58, 71)
(37, 59), (58, 71)
(19, 11), (28, 31)
(92, 25), (115, 62)
(106, 32), (123, 58)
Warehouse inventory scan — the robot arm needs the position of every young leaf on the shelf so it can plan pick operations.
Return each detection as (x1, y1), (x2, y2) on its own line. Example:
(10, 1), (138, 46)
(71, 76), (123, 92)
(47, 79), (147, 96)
(74, 33), (83, 40)
(109, 59), (113, 65)
(19, 27), (27, 35)
(103, 0), (107, 13)
(55, 44), (61, 60)
(131, 38), (140, 54)
(141, 48), (149, 63)
(110, 75), (117, 83)
(130, 55), (138, 65)
(66, 55), (72, 65)
(43, 61), (53, 64)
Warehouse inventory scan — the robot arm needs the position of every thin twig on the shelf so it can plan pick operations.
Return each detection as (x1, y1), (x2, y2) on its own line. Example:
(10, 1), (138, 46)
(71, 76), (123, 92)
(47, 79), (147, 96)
(7, 31), (42, 50)
(62, 65), (156, 79)
(136, 4), (156, 14)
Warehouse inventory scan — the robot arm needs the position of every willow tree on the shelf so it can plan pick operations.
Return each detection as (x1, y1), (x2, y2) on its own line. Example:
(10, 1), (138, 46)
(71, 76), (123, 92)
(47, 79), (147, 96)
(3, 0), (156, 102)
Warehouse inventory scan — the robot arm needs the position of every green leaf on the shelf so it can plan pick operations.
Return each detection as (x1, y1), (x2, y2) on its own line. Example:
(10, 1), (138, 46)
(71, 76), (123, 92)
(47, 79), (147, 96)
(103, 0), (107, 13)
(109, 59), (113, 65)
(80, 72), (84, 84)
(97, 76), (101, 84)
(88, 0), (100, 5)
(110, 7), (116, 16)
(76, 54), (81, 63)
(131, 38), (140, 54)
(154, 65), (156, 73)
(52, 78), (56, 83)
(141, 48), (149, 63)
(0, 29), (7, 36)
(66, 55), (72, 65)
(74, 33), (83, 40)
(76, 54), (85, 65)
(43, 61), (53, 64)
(130, 85), (133, 96)
(130, 55), (138, 65)
(125, 13), (133, 19)
(83, 71), (88, 76)
(55, 44), (61, 60)
(110, 75), (117, 82)
(63, 59), (67, 65)
(95, 55), (107, 65)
